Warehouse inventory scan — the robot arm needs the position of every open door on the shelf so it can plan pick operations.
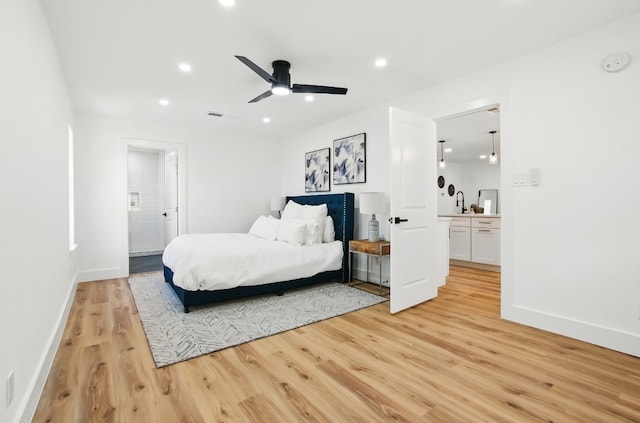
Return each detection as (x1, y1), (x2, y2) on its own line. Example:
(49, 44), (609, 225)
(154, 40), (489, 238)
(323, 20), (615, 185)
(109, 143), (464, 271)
(389, 107), (444, 313)
(164, 151), (178, 246)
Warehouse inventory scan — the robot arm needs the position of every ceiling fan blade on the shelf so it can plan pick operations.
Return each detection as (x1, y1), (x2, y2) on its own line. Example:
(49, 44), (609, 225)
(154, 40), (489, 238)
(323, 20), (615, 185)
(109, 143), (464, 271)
(235, 55), (274, 83)
(292, 84), (348, 95)
(248, 90), (273, 103)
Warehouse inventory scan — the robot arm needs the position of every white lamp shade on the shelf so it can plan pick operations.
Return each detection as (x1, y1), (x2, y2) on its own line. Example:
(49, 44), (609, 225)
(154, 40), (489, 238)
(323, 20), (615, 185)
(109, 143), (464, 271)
(270, 196), (286, 212)
(359, 192), (384, 215)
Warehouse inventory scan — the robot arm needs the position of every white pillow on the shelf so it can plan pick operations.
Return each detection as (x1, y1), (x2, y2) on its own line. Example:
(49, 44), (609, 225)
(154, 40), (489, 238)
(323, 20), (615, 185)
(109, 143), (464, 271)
(276, 220), (307, 246)
(281, 200), (304, 222)
(248, 215), (280, 241)
(323, 215), (335, 243)
(281, 200), (327, 244)
(300, 203), (328, 244)
(294, 218), (320, 245)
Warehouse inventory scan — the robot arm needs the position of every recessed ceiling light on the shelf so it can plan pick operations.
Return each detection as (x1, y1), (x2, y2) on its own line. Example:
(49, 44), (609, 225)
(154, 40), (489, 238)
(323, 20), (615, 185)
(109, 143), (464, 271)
(218, 0), (235, 7)
(178, 63), (192, 72)
(159, 99), (169, 106)
(444, 148), (452, 153)
(305, 95), (314, 102)
(479, 154), (487, 159)
(262, 117), (271, 123)
(375, 58), (387, 68)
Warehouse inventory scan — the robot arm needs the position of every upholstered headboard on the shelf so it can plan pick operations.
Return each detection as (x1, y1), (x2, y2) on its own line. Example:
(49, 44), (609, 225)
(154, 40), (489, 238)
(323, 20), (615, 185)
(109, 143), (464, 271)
(286, 193), (354, 282)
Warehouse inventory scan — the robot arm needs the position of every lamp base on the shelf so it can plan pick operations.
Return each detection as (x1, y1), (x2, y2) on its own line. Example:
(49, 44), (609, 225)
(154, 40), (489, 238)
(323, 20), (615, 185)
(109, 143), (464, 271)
(368, 214), (380, 242)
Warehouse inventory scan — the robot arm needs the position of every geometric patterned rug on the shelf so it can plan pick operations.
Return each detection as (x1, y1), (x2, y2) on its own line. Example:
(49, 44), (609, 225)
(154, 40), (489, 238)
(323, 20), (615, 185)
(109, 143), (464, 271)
(128, 272), (388, 367)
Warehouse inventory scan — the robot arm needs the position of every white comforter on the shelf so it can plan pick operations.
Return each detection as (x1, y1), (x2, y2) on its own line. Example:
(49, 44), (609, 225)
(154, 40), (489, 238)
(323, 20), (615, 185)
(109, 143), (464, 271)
(162, 233), (343, 291)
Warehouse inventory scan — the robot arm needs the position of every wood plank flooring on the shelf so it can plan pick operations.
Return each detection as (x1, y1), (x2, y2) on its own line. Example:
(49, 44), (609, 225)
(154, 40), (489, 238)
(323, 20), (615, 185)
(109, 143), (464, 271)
(33, 267), (640, 422)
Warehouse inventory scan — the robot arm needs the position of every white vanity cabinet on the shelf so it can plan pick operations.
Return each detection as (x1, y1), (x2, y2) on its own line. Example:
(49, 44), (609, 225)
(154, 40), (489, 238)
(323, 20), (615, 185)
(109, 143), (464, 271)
(449, 217), (471, 261)
(441, 215), (501, 268)
(471, 217), (500, 265)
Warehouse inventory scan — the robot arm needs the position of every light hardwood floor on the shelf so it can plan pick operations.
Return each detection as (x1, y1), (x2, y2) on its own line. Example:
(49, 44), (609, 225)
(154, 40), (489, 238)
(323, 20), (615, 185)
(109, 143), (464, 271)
(33, 267), (640, 422)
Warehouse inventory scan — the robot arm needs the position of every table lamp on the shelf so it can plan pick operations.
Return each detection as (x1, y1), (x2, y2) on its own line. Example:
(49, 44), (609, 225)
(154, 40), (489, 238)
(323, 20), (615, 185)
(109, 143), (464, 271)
(270, 196), (286, 217)
(359, 192), (384, 242)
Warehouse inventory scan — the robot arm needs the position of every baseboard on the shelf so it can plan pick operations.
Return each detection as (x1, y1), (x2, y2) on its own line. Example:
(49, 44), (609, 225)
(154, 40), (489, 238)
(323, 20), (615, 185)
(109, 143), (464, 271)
(18, 272), (78, 423)
(77, 267), (125, 282)
(503, 304), (640, 358)
(129, 250), (163, 258)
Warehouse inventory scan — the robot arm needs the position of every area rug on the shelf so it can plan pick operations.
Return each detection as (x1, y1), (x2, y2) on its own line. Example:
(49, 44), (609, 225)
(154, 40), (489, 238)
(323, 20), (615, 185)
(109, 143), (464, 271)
(128, 272), (387, 367)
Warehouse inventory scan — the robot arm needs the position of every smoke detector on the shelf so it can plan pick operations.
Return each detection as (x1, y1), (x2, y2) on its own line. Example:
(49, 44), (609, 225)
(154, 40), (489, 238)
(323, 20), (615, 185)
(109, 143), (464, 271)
(602, 52), (631, 73)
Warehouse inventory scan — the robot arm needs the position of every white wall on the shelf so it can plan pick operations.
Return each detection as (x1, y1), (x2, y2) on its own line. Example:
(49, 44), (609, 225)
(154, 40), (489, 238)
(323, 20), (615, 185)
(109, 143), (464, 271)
(75, 114), (281, 281)
(279, 13), (640, 356)
(127, 150), (164, 255)
(0, 1), (77, 422)
(279, 108), (392, 283)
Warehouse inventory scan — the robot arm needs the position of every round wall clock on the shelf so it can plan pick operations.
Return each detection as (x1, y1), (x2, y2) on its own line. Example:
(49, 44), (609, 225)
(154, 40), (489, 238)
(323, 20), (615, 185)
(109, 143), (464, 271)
(437, 175), (445, 188)
(448, 184), (455, 196)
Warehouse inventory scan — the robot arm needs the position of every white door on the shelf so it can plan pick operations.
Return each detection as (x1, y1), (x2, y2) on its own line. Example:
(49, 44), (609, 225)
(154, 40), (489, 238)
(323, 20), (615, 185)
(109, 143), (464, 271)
(164, 151), (178, 246)
(389, 107), (442, 313)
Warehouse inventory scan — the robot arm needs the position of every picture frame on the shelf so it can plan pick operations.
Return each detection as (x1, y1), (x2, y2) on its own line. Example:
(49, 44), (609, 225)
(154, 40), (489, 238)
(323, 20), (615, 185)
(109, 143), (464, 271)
(304, 148), (331, 192)
(333, 132), (366, 185)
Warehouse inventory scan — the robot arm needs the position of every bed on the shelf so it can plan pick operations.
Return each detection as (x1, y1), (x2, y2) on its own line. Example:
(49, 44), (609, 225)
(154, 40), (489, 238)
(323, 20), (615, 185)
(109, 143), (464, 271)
(163, 193), (354, 312)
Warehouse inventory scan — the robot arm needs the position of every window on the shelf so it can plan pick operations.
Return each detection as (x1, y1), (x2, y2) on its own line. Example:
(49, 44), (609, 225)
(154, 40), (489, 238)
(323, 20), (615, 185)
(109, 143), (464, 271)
(68, 125), (77, 251)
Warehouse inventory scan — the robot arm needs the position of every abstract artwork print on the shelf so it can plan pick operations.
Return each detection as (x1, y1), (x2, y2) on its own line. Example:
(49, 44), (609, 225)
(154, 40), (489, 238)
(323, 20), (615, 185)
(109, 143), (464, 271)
(305, 148), (331, 192)
(333, 133), (366, 185)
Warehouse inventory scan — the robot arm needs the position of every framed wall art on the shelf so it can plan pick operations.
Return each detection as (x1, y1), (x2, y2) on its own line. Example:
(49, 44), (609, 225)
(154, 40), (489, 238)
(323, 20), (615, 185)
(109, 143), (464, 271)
(304, 148), (331, 192)
(333, 132), (366, 185)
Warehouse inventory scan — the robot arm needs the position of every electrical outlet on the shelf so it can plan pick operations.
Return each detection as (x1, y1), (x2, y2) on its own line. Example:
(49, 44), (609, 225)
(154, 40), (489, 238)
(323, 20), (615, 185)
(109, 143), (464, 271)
(6, 371), (14, 409)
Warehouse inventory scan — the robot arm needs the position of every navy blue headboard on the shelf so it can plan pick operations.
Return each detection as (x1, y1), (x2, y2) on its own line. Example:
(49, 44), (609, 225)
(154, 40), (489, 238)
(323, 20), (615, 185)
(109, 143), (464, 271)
(286, 193), (355, 282)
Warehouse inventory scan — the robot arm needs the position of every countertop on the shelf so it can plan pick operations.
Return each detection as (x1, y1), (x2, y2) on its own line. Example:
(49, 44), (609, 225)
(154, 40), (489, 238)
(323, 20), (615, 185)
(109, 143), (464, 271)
(438, 214), (501, 218)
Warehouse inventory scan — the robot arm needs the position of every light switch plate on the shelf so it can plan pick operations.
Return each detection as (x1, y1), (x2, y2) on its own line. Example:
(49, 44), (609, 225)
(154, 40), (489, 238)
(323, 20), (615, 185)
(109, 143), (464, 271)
(512, 173), (528, 187)
(529, 168), (541, 186)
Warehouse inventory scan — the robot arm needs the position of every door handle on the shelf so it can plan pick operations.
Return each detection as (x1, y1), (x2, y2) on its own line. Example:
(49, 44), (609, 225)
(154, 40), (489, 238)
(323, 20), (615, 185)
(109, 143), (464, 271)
(389, 217), (409, 224)
(162, 212), (167, 217)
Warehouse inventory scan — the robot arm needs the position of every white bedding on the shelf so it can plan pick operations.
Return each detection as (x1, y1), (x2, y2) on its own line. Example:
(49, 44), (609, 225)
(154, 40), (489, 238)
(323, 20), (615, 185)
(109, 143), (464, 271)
(162, 233), (343, 291)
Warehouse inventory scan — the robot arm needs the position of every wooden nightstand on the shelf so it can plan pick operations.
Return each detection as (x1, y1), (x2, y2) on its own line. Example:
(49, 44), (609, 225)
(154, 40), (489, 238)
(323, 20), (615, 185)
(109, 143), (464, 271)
(348, 239), (391, 293)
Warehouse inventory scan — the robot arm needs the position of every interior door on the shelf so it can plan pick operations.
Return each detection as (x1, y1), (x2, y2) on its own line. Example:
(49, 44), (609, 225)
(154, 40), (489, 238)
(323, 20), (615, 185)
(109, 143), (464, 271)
(164, 151), (178, 246)
(389, 107), (441, 313)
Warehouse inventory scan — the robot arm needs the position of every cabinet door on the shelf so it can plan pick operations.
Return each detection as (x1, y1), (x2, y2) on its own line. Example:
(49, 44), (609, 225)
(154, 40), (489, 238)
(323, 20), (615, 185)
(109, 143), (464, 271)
(449, 226), (471, 261)
(471, 228), (501, 265)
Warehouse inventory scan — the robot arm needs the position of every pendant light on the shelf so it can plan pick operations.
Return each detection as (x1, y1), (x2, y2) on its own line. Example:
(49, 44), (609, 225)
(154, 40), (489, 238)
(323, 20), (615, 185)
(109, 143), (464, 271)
(489, 131), (498, 165)
(439, 140), (446, 169)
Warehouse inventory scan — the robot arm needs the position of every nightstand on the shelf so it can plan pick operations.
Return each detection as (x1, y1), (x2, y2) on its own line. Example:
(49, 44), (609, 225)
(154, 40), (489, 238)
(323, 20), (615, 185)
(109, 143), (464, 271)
(348, 239), (391, 294)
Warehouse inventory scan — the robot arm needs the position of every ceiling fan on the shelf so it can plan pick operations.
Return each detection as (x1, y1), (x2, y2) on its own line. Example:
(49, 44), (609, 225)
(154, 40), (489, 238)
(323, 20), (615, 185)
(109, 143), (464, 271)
(235, 55), (348, 103)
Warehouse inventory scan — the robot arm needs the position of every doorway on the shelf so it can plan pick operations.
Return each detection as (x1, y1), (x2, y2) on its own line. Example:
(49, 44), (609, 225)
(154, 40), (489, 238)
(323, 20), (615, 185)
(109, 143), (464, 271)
(123, 139), (186, 275)
(435, 105), (502, 274)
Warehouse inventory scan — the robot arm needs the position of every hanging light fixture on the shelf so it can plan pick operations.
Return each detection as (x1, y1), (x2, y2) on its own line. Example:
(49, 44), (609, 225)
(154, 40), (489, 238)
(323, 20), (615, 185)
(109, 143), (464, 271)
(439, 140), (446, 169)
(489, 131), (498, 165)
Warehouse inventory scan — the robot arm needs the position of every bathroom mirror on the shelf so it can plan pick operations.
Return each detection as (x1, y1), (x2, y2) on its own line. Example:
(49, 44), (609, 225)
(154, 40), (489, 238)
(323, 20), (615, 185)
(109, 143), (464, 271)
(478, 189), (498, 214)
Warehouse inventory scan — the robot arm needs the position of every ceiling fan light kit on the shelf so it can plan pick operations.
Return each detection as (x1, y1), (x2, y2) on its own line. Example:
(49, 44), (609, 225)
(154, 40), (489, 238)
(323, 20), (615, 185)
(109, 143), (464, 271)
(235, 55), (348, 103)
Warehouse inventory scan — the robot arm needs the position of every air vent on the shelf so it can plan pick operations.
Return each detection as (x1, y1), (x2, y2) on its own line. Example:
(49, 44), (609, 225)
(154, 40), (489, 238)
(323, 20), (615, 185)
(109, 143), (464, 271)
(208, 111), (223, 117)
(487, 107), (500, 114)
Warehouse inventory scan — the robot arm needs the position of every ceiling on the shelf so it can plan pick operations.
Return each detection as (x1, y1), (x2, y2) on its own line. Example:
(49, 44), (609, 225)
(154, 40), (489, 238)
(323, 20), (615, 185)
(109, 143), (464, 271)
(39, 0), (640, 140)
(437, 108), (501, 164)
